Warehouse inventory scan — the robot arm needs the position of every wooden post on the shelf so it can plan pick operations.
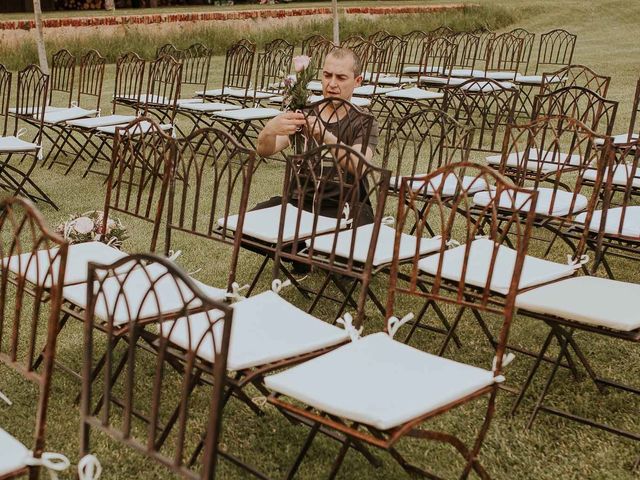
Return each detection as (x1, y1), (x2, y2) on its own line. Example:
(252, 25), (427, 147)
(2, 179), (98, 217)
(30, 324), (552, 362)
(32, 0), (48, 74)
(332, 0), (339, 46)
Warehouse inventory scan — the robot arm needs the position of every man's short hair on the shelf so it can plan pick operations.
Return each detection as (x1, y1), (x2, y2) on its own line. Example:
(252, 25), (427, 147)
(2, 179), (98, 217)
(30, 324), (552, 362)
(326, 47), (363, 78)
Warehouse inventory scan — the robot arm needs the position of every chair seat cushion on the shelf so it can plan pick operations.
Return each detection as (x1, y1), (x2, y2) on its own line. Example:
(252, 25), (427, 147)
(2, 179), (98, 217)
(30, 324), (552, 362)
(175, 98), (202, 105)
(352, 85), (400, 96)
(0, 428), (29, 476)
(96, 121), (173, 136)
(376, 75), (416, 86)
(384, 87), (444, 100)
(459, 80), (514, 92)
(308, 95), (371, 108)
(306, 81), (323, 92)
(196, 87), (249, 97)
(418, 238), (577, 294)
(595, 133), (639, 146)
(486, 149), (582, 173)
(214, 108), (280, 121)
(62, 263), (226, 326)
(307, 224), (441, 267)
(473, 187), (588, 217)
(116, 93), (169, 105)
(402, 66), (445, 75)
(584, 164), (640, 188)
(485, 71), (517, 81)
(221, 204), (347, 244)
(162, 291), (349, 371)
(66, 115), (137, 129)
(0, 136), (39, 152)
(418, 76), (467, 86)
(391, 173), (489, 196)
(575, 206), (640, 237)
(3, 241), (127, 288)
(178, 102), (241, 113)
(448, 68), (486, 78)
(515, 74), (563, 84)
(516, 276), (640, 332)
(265, 332), (496, 430)
(43, 107), (97, 124)
(8, 105), (62, 116)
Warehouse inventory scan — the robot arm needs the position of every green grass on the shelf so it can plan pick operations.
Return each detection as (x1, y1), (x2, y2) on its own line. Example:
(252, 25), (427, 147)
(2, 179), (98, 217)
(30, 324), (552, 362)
(1, 0), (640, 479)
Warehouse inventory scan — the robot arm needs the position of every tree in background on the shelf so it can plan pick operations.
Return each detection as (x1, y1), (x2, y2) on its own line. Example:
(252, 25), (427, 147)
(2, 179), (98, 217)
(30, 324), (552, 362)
(33, 0), (49, 74)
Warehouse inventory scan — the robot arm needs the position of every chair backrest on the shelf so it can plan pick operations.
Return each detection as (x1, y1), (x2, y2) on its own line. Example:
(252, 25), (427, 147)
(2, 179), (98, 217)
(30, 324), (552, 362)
(402, 30), (429, 66)
(497, 115), (612, 225)
(254, 39), (294, 96)
(415, 36), (456, 84)
(301, 34), (329, 55)
(485, 32), (524, 75)
(77, 49), (106, 112)
(368, 30), (392, 43)
(532, 86), (618, 135)
(371, 34), (407, 78)
(270, 143), (391, 327)
(382, 107), (474, 191)
(533, 29), (577, 74)
(386, 163), (537, 373)
(541, 64), (611, 98)
(341, 34), (367, 51)
(144, 54), (183, 121)
(428, 26), (456, 38)
(49, 48), (76, 108)
(443, 78), (519, 153)
(180, 43), (212, 92)
(220, 40), (255, 96)
(507, 28), (535, 73)
(0, 196), (67, 468)
(472, 29), (495, 63)
(628, 78), (640, 140)
(0, 64), (10, 137)
(104, 117), (176, 252)
(300, 97), (376, 155)
(303, 36), (336, 80)
(80, 254), (232, 479)
(450, 31), (481, 71)
(156, 43), (179, 59)
(112, 51), (146, 114)
(167, 128), (256, 290)
(13, 64), (49, 139)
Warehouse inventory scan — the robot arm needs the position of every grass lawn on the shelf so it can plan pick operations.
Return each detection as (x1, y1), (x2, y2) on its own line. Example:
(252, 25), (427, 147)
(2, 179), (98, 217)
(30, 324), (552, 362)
(1, 0), (640, 479)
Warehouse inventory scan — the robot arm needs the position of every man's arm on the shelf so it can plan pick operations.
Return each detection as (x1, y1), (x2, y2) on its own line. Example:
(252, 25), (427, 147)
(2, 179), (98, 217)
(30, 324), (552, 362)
(256, 112), (306, 157)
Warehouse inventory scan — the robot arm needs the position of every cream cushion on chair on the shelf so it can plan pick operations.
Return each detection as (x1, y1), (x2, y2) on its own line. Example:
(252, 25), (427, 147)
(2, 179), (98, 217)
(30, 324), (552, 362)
(485, 71), (517, 81)
(307, 224), (442, 266)
(418, 76), (467, 86)
(514, 74), (563, 84)
(306, 81), (323, 92)
(516, 276), (640, 332)
(161, 291), (350, 371)
(376, 76), (417, 86)
(265, 332), (496, 431)
(96, 121), (173, 136)
(391, 172), (489, 196)
(575, 206), (640, 237)
(402, 66), (446, 75)
(66, 115), (137, 129)
(384, 87), (444, 100)
(0, 428), (30, 476)
(43, 107), (97, 124)
(8, 106), (63, 116)
(459, 80), (515, 92)
(62, 262), (226, 326)
(214, 108), (281, 121)
(418, 238), (577, 295)
(448, 68), (486, 78)
(473, 188), (588, 217)
(307, 95), (372, 108)
(486, 149), (582, 173)
(352, 85), (400, 96)
(3, 241), (127, 288)
(0, 136), (40, 152)
(196, 87), (249, 97)
(584, 164), (640, 188)
(178, 102), (241, 112)
(220, 204), (347, 244)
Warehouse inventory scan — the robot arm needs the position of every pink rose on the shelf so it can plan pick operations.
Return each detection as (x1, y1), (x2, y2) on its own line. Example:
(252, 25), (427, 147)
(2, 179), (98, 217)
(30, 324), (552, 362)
(73, 216), (94, 235)
(293, 55), (311, 73)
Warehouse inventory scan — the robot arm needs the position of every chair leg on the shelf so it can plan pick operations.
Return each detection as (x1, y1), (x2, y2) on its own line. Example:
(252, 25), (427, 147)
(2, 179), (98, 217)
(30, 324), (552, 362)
(285, 423), (320, 480)
(326, 438), (351, 480)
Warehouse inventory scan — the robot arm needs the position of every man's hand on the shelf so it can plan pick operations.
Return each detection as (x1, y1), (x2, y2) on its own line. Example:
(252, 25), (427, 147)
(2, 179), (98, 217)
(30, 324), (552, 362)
(264, 112), (307, 136)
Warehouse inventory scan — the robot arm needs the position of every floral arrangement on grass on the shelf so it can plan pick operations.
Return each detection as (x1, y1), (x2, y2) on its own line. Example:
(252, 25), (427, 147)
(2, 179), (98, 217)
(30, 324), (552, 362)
(55, 211), (128, 249)
(282, 55), (315, 111)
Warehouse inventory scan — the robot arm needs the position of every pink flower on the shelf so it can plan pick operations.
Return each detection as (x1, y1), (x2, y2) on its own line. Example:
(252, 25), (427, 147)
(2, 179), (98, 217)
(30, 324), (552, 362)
(73, 216), (94, 235)
(293, 55), (311, 73)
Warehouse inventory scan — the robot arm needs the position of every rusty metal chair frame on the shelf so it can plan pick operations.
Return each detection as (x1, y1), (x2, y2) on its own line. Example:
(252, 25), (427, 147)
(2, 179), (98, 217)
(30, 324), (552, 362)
(401, 30), (429, 68)
(428, 25), (456, 38)
(79, 253), (233, 480)
(442, 78), (519, 154)
(507, 28), (535, 74)
(471, 28), (495, 64)
(138, 54), (184, 125)
(367, 30), (392, 43)
(199, 40), (256, 106)
(49, 49), (76, 109)
(268, 162), (538, 480)
(484, 32), (524, 79)
(112, 51), (147, 114)
(304, 36), (337, 82)
(0, 64), (56, 209)
(541, 64), (612, 98)
(418, 32), (480, 91)
(0, 196), (67, 479)
(532, 85), (618, 135)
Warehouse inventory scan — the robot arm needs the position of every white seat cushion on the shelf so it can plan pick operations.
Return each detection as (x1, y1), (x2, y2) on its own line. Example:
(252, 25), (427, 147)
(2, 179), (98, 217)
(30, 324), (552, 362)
(221, 204), (346, 244)
(96, 121), (173, 136)
(175, 98), (203, 105)
(595, 133), (639, 146)
(214, 108), (280, 121)
(402, 66), (446, 75)
(352, 85), (400, 96)
(306, 81), (323, 92)
(584, 164), (640, 188)
(485, 71), (517, 81)
(307, 95), (371, 108)
(376, 75), (416, 86)
(448, 68), (486, 78)
(391, 173), (489, 196)
(3, 241), (127, 288)
(516, 276), (640, 332)
(459, 80), (514, 92)
(43, 106), (97, 124)
(115, 93), (170, 105)
(0, 136), (39, 152)
(574, 206), (640, 237)
(0, 428), (30, 476)
(178, 102), (241, 113)
(308, 224), (441, 267)
(66, 115), (137, 129)
(418, 238), (577, 295)
(384, 87), (444, 100)
(62, 262), (226, 326)
(196, 87), (249, 97)
(8, 105), (62, 116)
(473, 187), (588, 217)
(162, 291), (349, 371)
(486, 149), (582, 173)
(265, 332), (496, 430)
(418, 76), (467, 86)
(515, 74), (563, 84)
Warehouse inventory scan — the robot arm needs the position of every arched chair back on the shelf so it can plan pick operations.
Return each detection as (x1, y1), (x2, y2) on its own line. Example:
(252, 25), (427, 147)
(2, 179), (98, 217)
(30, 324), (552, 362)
(0, 64), (11, 137)
(77, 49), (106, 112)
(472, 28), (495, 63)
(221, 40), (256, 97)
(532, 29), (577, 75)
(485, 32), (524, 77)
(402, 30), (429, 66)
(181, 43), (212, 95)
(507, 28), (535, 73)
(450, 32), (480, 72)
(254, 39), (294, 97)
(50, 49), (76, 108)
(541, 64), (611, 98)
(112, 51), (146, 114)
(143, 54), (183, 121)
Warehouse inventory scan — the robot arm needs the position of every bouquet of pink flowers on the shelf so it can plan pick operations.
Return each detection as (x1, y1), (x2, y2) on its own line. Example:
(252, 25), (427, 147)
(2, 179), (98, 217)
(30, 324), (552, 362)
(55, 210), (128, 249)
(282, 55), (315, 111)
